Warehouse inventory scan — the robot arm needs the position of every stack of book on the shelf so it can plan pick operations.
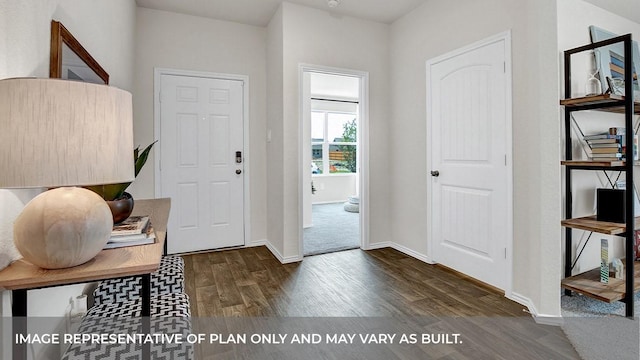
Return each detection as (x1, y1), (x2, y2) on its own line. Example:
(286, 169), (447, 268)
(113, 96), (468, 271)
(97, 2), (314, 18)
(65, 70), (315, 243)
(105, 215), (156, 249)
(584, 128), (625, 161)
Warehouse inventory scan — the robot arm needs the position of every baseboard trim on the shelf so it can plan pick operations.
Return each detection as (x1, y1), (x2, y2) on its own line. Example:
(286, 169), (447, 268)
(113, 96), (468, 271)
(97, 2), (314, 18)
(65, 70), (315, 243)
(363, 241), (391, 250)
(533, 314), (564, 326)
(389, 242), (435, 264)
(265, 241), (302, 264)
(508, 292), (564, 326)
(245, 239), (267, 247)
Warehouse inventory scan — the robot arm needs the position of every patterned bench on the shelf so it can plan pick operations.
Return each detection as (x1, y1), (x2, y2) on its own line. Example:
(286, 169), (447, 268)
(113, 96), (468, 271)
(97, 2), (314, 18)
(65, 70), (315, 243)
(61, 293), (193, 360)
(93, 256), (185, 306)
(62, 256), (191, 359)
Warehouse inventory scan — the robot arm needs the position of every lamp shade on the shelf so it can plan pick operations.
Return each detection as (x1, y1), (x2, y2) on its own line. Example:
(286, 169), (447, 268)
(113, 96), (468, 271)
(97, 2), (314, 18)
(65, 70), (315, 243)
(0, 78), (134, 188)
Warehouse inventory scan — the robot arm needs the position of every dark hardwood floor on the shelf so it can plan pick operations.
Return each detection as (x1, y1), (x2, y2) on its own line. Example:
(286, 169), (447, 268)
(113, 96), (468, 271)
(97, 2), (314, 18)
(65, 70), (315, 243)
(183, 247), (580, 359)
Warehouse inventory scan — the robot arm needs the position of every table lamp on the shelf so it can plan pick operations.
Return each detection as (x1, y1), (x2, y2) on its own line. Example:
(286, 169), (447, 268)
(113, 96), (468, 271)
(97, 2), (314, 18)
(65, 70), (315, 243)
(0, 78), (134, 269)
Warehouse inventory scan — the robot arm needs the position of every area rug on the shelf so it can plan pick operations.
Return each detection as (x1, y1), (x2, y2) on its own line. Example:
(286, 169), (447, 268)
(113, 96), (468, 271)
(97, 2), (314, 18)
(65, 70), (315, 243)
(561, 293), (640, 360)
(303, 203), (359, 256)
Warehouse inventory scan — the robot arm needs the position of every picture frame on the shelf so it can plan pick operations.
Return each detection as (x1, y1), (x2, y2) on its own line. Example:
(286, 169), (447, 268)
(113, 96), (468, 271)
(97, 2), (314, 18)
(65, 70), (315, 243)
(49, 20), (109, 84)
(589, 25), (639, 97)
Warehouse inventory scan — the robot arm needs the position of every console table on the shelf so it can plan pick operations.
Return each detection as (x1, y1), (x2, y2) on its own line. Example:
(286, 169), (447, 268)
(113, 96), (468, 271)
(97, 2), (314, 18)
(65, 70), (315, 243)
(0, 198), (170, 360)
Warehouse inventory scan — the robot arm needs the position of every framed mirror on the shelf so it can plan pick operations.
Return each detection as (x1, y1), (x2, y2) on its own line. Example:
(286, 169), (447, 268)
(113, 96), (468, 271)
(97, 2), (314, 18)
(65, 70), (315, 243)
(49, 20), (109, 84)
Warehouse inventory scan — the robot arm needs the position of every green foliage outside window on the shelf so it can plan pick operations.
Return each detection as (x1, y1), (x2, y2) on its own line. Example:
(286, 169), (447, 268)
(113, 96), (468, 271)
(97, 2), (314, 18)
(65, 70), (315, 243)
(340, 118), (357, 173)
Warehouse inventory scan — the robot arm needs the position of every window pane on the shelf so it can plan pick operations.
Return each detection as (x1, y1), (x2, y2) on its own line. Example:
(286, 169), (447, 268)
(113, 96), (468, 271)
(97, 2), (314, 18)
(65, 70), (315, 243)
(327, 113), (357, 142)
(329, 144), (356, 174)
(311, 112), (324, 142)
(311, 145), (323, 174)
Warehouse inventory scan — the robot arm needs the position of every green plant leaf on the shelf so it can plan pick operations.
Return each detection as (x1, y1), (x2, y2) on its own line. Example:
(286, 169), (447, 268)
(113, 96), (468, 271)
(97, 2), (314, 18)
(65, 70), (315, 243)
(85, 140), (157, 201)
(135, 141), (157, 177)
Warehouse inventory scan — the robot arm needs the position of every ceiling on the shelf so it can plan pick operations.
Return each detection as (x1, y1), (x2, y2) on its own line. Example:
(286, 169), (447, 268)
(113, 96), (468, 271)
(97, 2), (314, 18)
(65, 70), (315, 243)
(135, 0), (427, 27)
(583, 0), (640, 24)
(135, 0), (640, 30)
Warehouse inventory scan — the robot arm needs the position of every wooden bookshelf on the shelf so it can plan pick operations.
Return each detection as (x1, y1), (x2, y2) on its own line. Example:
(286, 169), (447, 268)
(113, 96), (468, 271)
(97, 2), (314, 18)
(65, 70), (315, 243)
(560, 94), (640, 114)
(561, 261), (640, 303)
(561, 160), (624, 168)
(560, 93), (625, 106)
(561, 215), (640, 235)
(562, 36), (638, 316)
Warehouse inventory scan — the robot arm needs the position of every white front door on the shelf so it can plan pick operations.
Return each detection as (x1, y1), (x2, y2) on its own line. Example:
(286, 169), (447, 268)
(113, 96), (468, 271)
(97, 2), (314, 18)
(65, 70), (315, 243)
(160, 74), (245, 254)
(428, 36), (511, 290)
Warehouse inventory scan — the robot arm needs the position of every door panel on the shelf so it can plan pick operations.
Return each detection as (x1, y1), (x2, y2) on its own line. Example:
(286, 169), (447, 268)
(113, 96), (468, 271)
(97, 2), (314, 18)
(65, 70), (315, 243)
(161, 74), (244, 254)
(430, 39), (508, 290)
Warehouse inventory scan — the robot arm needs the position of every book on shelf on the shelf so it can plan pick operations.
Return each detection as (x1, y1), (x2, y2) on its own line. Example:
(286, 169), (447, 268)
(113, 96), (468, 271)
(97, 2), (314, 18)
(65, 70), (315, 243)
(583, 133), (623, 141)
(588, 157), (624, 161)
(586, 138), (621, 144)
(589, 143), (621, 148)
(111, 216), (150, 236)
(589, 153), (622, 159)
(105, 222), (156, 249)
(591, 147), (622, 154)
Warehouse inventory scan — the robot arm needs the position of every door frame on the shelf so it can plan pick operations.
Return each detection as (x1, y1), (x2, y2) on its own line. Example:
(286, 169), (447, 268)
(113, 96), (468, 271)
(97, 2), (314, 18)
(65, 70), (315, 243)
(425, 31), (513, 296)
(298, 64), (370, 258)
(153, 67), (251, 248)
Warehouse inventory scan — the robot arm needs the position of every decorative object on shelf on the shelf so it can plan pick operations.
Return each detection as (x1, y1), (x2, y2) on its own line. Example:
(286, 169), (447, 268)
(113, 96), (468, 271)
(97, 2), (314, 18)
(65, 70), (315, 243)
(605, 76), (625, 95)
(600, 239), (609, 284)
(586, 50), (602, 96)
(86, 141), (156, 223)
(596, 189), (626, 223)
(613, 258), (624, 279)
(0, 78), (134, 269)
(589, 25), (639, 98)
(107, 191), (134, 224)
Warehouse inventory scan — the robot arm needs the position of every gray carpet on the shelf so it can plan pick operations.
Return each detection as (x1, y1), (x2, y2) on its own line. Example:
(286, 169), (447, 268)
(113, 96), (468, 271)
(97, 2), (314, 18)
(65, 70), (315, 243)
(561, 293), (640, 360)
(303, 203), (359, 256)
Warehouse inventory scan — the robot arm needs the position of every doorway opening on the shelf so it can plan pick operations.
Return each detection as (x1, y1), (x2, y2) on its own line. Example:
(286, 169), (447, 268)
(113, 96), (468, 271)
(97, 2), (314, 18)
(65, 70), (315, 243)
(299, 66), (369, 257)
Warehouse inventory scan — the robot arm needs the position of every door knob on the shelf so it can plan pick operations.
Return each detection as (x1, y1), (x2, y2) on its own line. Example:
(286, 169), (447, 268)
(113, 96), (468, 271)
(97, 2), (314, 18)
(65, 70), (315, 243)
(236, 169), (242, 174)
(430, 170), (440, 177)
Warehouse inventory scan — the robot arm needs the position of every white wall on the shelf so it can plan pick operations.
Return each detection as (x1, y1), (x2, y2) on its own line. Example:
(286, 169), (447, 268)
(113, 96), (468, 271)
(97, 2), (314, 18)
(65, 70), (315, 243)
(311, 175), (357, 205)
(266, 2), (390, 260)
(132, 7), (268, 245)
(266, 5), (286, 258)
(558, 0), (640, 273)
(389, 0), (562, 317)
(0, 1), (136, 358)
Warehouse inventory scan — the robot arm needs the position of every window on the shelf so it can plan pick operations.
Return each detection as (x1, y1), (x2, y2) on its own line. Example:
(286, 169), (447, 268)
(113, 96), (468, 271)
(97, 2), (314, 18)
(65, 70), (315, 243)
(311, 110), (357, 175)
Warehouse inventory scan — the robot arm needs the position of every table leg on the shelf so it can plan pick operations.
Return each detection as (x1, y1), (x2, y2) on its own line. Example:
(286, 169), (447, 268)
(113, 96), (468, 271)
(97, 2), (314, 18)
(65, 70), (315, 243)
(12, 289), (27, 360)
(163, 232), (168, 255)
(141, 274), (151, 359)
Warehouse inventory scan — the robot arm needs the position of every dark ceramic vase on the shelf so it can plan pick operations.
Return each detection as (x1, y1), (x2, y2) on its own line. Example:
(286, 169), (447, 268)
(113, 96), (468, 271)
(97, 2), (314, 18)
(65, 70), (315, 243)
(107, 192), (134, 224)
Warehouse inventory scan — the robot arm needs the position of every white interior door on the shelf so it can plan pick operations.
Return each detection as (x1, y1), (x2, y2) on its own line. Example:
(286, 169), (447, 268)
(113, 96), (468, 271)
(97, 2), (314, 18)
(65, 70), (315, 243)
(160, 74), (245, 254)
(428, 36), (510, 290)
